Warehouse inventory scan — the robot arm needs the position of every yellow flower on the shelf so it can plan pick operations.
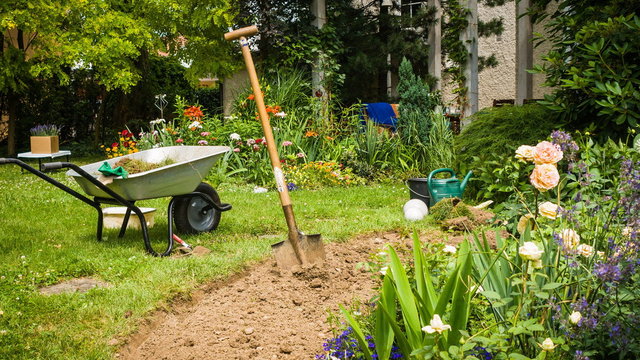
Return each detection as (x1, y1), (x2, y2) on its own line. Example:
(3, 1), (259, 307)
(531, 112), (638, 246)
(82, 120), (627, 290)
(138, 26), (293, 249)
(119, 137), (125, 141)
(105, 147), (111, 152)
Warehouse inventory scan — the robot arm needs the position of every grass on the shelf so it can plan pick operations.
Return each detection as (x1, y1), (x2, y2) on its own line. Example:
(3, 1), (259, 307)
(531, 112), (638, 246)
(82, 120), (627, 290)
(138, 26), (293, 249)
(0, 157), (423, 359)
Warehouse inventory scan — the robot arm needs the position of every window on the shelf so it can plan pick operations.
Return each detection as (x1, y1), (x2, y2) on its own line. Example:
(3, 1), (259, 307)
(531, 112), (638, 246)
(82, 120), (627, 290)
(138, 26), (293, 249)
(401, 0), (425, 18)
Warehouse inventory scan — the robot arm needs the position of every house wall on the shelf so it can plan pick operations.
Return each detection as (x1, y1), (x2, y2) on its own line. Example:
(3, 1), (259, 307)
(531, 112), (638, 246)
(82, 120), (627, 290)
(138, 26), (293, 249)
(221, 1), (557, 114)
(441, 1), (554, 112)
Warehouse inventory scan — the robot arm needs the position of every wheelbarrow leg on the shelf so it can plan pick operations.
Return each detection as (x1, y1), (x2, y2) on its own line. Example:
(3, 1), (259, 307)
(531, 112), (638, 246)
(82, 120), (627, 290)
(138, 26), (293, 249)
(96, 209), (104, 241)
(118, 207), (132, 238)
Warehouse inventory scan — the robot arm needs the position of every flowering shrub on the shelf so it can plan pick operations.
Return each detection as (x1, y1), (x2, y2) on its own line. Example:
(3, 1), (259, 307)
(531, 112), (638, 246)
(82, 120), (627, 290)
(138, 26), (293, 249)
(101, 129), (139, 158)
(283, 161), (364, 190)
(336, 130), (640, 359)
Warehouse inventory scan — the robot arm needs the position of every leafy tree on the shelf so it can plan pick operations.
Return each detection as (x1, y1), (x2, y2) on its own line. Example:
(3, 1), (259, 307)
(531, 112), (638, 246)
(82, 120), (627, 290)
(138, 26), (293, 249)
(1, 0), (235, 155)
(530, 0), (640, 135)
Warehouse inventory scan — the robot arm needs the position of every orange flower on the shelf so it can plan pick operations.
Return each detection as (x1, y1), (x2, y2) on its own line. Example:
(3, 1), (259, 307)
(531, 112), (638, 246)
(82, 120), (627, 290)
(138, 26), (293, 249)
(247, 94), (255, 100)
(305, 130), (319, 137)
(325, 136), (334, 141)
(184, 106), (204, 119)
(530, 164), (560, 191)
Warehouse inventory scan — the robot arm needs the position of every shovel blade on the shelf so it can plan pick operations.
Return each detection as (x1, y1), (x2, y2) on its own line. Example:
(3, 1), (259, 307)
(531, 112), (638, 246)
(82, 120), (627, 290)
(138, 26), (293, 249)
(272, 233), (325, 270)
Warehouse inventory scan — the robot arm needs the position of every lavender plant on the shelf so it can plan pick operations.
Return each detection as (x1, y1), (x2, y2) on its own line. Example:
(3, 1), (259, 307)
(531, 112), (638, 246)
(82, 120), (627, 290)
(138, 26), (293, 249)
(29, 124), (60, 136)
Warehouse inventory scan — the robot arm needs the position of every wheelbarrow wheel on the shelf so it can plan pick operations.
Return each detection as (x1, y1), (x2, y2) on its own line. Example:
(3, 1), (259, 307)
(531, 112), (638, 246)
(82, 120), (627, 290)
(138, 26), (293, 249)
(173, 182), (222, 234)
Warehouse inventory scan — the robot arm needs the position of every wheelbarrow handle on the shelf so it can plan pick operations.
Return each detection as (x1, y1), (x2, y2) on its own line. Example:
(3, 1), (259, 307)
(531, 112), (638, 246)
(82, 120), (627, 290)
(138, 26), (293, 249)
(224, 25), (259, 41)
(41, 162), (64, 171)
(0, 158), (10, 165)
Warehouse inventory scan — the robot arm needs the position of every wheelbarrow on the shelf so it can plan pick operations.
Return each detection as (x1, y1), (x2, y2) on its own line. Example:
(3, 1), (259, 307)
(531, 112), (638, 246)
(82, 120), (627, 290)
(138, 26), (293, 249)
(0, 145), (232, 257)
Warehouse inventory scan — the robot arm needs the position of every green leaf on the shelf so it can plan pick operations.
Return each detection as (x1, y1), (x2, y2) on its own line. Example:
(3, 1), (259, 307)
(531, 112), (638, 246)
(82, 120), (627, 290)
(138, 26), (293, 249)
(480, 290), (503, 300)
(541, 282), (563, 290)
(509, 353), (533, 360)
(388, 247), (423, 348)
(340, 306), (373, 360)
(374, 275), (396, 360)
(634, 134), (640, 152)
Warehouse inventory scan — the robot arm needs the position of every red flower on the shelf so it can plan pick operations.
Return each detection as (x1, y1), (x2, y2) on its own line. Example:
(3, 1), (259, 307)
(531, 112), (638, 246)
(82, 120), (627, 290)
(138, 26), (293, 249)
(111, 142), (118, 148)
(121, 129), (130, 137)
(247, 94), (255, 101)
(123, 141), (129, 148)
(176, 138), (184, 143)
(255, 138), (263, 144)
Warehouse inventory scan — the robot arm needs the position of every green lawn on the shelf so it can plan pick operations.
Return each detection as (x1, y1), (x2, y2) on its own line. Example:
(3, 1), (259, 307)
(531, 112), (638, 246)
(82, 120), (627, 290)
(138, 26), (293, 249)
(0, 158), (418, 359)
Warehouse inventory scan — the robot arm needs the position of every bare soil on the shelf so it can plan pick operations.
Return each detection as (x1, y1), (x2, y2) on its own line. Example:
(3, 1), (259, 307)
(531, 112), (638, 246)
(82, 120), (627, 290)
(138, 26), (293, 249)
(116, 231), (444, 360)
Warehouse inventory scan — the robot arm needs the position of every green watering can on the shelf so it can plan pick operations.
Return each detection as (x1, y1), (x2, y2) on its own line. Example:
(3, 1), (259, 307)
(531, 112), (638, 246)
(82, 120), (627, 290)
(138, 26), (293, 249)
(427, 168), (473, 207)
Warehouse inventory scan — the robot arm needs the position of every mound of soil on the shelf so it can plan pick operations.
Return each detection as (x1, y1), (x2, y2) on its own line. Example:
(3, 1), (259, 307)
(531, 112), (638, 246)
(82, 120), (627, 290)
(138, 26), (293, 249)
(117, 232), (412, 360)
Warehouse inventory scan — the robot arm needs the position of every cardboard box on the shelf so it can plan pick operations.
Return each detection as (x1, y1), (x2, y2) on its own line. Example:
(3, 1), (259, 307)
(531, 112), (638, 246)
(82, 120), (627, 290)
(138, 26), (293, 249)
(30, 136), (59, 154)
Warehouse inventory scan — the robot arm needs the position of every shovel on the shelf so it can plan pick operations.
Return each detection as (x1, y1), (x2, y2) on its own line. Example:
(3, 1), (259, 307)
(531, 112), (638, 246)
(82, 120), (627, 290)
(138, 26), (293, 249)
(224, 25), (326, 269)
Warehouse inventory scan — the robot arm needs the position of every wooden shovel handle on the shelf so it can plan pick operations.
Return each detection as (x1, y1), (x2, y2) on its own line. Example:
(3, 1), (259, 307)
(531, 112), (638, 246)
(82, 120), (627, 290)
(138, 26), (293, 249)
(224, 26), (259, 41)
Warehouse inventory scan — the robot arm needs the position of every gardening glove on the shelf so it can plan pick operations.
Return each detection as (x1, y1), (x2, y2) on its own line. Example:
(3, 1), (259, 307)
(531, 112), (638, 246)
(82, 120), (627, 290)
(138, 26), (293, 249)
(98, 161), (129, 179)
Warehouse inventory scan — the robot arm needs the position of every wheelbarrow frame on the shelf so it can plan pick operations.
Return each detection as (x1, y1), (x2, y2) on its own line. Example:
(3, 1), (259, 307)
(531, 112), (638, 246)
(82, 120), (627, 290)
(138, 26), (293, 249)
(0, 158), (231, 257)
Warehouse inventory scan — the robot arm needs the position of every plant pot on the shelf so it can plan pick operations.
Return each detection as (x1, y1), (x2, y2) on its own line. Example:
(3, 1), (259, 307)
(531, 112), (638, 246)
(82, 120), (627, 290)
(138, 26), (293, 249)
(30, 136), (59, 154)
(102, 207), (156, 230)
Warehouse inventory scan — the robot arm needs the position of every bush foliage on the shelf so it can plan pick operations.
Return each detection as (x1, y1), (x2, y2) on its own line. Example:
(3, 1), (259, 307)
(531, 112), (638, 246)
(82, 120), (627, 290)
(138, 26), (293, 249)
(455, 104), (558, 163)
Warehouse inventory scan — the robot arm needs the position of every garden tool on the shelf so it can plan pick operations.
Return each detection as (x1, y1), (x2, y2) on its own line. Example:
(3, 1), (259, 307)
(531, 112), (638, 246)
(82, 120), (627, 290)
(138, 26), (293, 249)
(224, 26), (325, 270)
(427, 168), (473, 206)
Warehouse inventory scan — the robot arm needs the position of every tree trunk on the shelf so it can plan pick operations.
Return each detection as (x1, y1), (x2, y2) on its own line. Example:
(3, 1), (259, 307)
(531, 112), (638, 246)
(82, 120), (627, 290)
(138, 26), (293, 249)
(7, 91), (18, 156)
(94, 86), (107, 146)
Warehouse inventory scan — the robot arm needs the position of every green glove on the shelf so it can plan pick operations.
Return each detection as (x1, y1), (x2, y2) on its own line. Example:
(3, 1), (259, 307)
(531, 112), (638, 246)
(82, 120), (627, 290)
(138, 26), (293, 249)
(98, 162), (129, 179)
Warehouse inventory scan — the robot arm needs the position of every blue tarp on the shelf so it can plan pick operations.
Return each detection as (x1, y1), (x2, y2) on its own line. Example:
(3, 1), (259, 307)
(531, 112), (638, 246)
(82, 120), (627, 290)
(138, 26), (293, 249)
(362, 103), (398, 131)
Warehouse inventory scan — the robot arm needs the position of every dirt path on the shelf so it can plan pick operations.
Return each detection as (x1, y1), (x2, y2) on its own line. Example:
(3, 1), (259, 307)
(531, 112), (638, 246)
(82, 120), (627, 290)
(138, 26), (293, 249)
(118, 232), (407, 360)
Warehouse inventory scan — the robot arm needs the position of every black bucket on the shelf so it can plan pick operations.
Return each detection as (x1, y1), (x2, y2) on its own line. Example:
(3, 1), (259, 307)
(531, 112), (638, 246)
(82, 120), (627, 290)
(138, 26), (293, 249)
(406, 178), (431, 208)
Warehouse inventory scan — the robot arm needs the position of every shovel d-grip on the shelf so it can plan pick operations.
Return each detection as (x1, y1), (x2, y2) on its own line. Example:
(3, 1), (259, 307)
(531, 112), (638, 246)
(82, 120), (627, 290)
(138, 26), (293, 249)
(0, 158), (230, 257)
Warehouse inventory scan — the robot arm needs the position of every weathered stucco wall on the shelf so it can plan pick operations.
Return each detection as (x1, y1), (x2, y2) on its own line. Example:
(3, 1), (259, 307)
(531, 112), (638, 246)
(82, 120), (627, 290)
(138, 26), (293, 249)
(441, 1), (555, 112)
(222, 1), (557, 114)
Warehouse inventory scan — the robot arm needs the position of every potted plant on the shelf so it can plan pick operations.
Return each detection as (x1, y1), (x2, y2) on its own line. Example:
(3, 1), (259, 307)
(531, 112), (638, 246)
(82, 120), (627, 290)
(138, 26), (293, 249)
(30, 124), (60, 154)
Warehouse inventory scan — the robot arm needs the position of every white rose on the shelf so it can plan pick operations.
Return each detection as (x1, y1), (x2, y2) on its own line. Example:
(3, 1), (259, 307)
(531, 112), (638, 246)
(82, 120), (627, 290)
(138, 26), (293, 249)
(515, 145), (536, 162)
(539, 338), (557, 351)
(569, 311), (582, 325)
(229, 133), (241, 141)
(517, 213), (536, 234)
(576, 244), (594, 257)
(538, 202), (559, 220)
(519, 242), (544, 261)
(560, 228), (580, 249)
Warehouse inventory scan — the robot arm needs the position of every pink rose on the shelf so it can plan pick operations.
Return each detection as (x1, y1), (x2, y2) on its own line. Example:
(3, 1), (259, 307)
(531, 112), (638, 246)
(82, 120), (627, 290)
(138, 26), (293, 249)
(282, 141), (293, 147)
(530, 164), (560, 191)
(233, 148), (240, 153)
(533, 141), (563, 165)
(176, 138), (184, 144)
(200, 131), (210, 137)
(296, 152), (305, 158)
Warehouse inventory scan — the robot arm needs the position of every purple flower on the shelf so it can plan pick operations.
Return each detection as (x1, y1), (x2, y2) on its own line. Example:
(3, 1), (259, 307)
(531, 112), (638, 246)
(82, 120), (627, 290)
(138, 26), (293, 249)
(593, 262), (621, 282)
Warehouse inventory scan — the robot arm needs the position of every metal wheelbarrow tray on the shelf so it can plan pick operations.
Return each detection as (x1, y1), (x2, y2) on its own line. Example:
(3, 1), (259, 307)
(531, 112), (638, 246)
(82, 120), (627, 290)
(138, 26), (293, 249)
(0, 146), (232, 257)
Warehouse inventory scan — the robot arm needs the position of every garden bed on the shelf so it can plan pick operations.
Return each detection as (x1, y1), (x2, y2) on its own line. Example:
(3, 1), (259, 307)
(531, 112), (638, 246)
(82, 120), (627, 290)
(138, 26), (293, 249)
(117, 230), (449, 359)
